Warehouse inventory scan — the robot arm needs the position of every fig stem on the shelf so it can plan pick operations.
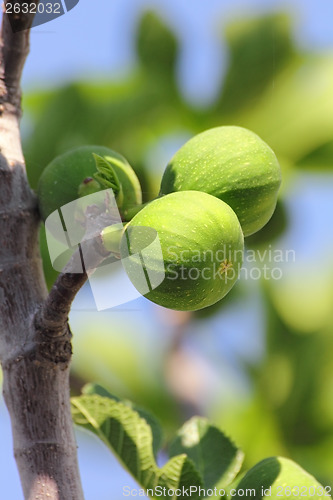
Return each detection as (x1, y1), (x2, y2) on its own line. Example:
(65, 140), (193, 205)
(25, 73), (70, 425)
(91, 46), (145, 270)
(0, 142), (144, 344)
(123, 201), (152, 221)
(101, 223), (124, 255)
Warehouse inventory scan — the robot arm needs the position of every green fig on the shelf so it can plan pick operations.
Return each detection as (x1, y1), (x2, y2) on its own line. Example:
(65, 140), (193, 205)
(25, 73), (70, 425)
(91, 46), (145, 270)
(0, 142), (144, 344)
(38, 145), (142, 221)
(234, 457), (327, 499)
(160, 126), (281, 237)
(114, 191), (244, 311)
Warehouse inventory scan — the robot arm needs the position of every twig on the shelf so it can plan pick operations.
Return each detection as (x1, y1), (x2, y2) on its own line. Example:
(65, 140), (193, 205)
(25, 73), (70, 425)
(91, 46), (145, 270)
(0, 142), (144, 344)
(35, 206), (113, 337)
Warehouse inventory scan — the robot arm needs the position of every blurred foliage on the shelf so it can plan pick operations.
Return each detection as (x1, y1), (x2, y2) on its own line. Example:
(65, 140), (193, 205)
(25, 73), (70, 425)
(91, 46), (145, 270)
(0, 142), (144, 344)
(244, 200), (288, 248)
(22, 7), (333, 487)
(69, 314), (181, 436)
(216, 13), (296, 115)
(136, 12), (178, 81)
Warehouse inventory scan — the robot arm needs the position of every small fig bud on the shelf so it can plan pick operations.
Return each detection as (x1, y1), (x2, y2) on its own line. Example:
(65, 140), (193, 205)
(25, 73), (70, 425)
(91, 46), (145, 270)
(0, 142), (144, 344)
(38, 145), (142, 221)
(120, 191), (244, 311)
(77, 177), (101, 197)
(160, 126), (282, 237)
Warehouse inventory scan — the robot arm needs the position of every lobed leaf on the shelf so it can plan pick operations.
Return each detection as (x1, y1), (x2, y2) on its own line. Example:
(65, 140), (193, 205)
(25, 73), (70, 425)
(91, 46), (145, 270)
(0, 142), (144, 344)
(71, 394), (203, 499)
(232, 457), (327, 500)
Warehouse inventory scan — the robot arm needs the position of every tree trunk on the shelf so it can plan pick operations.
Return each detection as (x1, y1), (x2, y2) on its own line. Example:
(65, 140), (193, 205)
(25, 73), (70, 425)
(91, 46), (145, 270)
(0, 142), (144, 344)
(0, 5), (84, 500)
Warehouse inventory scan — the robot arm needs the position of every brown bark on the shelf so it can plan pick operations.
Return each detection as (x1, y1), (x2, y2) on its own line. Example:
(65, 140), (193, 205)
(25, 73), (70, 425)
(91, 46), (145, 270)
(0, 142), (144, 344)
(0, 3), (88, 499)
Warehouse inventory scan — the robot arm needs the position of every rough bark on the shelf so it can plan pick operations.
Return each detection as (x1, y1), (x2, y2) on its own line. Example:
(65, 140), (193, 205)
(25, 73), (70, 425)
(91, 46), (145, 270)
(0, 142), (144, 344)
(0, 3), (87, 499)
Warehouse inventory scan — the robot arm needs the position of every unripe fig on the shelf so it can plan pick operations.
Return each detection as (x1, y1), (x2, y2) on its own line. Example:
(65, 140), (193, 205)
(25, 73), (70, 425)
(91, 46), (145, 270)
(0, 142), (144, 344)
(117, 191), (244, 311)
(234, 457), (326, 499)
(160, 126), (282, 237)
(38, 145), (142, 221)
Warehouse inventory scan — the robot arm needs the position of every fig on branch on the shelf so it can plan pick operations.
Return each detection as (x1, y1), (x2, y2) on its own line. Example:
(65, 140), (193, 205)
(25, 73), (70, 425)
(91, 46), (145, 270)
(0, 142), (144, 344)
(116, 191), (244, 311)
(38, 145), (142, 221)
(234, 457), (326, 499)
(160, 126), (282, 237)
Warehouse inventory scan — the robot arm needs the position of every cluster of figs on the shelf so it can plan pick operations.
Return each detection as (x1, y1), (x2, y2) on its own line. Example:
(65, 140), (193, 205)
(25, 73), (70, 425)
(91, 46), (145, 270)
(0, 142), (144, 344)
(38, 126), (282, 311)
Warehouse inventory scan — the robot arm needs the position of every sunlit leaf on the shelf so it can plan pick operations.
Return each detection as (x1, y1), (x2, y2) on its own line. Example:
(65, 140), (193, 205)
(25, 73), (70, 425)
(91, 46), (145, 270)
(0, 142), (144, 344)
(169, 417), (244, 489)
(71, 395), (203, 499)
(82, 383), (164, 457)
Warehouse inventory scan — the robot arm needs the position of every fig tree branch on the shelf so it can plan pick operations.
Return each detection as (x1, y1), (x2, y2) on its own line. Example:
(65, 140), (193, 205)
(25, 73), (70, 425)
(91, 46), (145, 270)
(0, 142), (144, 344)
(36, 207), (112, 337)
(0, 1), (39, 164)
(0, 3), (85, 498)
(0, 2), (36, 109)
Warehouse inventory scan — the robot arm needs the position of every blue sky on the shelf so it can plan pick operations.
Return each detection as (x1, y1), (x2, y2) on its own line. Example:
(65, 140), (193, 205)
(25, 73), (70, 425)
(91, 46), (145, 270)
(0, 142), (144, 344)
(22, 0), (333, 106)
(1, 1), (333, 499)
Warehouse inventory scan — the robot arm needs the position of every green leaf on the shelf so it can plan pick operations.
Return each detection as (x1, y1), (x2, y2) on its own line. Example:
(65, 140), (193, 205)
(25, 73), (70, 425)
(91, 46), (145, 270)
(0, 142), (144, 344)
(82, 383), (163, 457)
(92, 153), (121, 195)
(169, 417), (244, 490)
(233, 457), (326, 500)
(82, 382), (121, 399)
(71, 395), (203, 499)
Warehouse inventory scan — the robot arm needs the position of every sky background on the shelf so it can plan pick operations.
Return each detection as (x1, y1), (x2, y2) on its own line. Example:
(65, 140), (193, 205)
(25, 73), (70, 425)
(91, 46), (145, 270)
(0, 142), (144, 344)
(22, 0), (333, 105)
(1, 0), (333, 498)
